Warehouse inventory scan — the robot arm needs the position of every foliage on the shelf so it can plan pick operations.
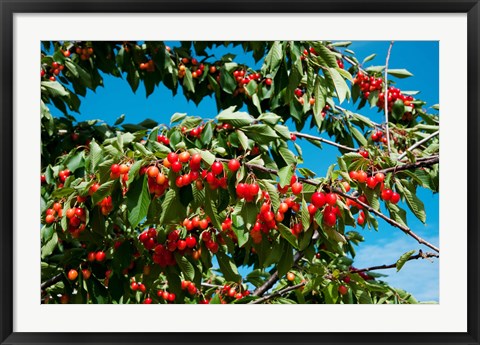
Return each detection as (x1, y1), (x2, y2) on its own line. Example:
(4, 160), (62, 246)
(40, 40), (439, 304)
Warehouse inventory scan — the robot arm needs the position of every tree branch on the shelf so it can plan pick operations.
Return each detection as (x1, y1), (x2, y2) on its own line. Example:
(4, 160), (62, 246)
(41, 273), (63, 291)
(397, 131), (439, 161)
(291, 131), (358, 152)
(252, 231), (319, 297)
(384, 41), (394, 155)
(375, 155), (439, 176)
(333, 189), (439, 253)
(350, 251), (439, 273)
(250, 282), (306, 304)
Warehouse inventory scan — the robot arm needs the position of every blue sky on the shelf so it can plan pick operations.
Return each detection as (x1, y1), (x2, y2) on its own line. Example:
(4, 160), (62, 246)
(48, 41), (439, 302)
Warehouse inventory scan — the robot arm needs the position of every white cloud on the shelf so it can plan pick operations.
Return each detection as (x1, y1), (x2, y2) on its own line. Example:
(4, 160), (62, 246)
(352, 234), (439, 302)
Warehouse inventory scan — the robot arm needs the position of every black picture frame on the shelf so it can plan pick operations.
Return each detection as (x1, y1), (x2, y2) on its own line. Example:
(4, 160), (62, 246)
(1, 1), (479, 344)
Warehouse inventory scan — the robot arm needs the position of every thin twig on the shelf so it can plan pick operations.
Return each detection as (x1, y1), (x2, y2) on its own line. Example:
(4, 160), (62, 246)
(333, 189), (439, 253)
(250, 282), (306, 304)
(291, 132), (358, 152)
(375, 155), (439, 176)
(201, 282), (223, 289)
(397, 131), (439, 161)
(384, 41), (394, 155)
(350, 251), (439, 273)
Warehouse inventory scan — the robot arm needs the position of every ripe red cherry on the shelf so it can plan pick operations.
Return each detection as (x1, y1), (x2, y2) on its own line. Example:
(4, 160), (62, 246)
(167, 293), (176, 302)
(95, 251), (106, 262)
(236, 183), (248, 198)
(390, 192), (401, 204)
(359, 150), (369, 158)
(171, 161), (182, 173)
(45, 214), (55, 224)
(349, 171), (359, 180)
(249, 183), (260, 196)
(81, 269), (91, 280)
(325, 193), (337, 206)
(311, 192), (326, 208)
(338, 285), (349, 296)
(323, 212), (336, 227)
(265, 78), (272, 86)
(366, 177), (377, 189)
(227, 159), (240, 172)
(167, 152), (178, 164)
(263, 211), (274, 222)
(381, 189), (393, 201)
(374, 172), (385, 183)
(186, 236), (197, 248)
(87, 252), (96, 262)
(111, 164), (120, 175)
(147, 166), (159, 178)
(177, 240), (187, 251)
(357, 170), (368, 183)
(291, 182), (303, 195)
(211, 162), (223, 175)
(286, 272), (295, 281)
(178, 151), (190, 163)
(67, 269), (78, 281)
(308, 204), (317, 215)
(278, 202), (289, 213)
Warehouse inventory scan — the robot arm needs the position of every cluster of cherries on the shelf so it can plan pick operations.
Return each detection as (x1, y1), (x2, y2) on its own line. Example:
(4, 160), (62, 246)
(110, 163), (131, 180)
(301, 47), (345, 69)
(157, 289), (176, 302)
(65, 206), (87, 238)
(310, 191), (340, 228)
(251, 199), (277, 243)
(139, 60), (155, 72)
(178, 57), (206, 79)
(218, 284), (250, 302)
(57, 169), (71, 187)
(371, 130), (387, 144)
(181, 280), (198, 295)
(45, 202), (63, 224)
(232, 69), (263, 86)
(235, 182), (260, 202)
(41, 61), (65, 82)
(353, 72), (415, 112)
(87, 250), (106, 262)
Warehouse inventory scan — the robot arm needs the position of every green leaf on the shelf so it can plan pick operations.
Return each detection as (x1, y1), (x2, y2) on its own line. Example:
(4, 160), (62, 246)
(388, 69), (414, 78)
(160, 189), (179, 224)
(114, 114), (125, 125)
(41, 81), (68, 97)
(175, 253), (195, 280)
(326, 67), (349, 103)
(258, 113), (281, 126)
(350, 126), (367, 147)
(199, 150), (216, 166)
(126, 176), (151, 228)
(216, 251), (241, 282)
(236, 130), (250, 151)
(391, 99), (406, 120)
(362, 54), (376, 64)
(277, 242), (294, 277)
(91, 180), (115, 205)
(88, 140), (103, 173)
(398, 180), (427, 223)
(263, 41), (283, 76)
(170, 112), (187, 123)
(278, 165), (294, 188)
(277, 223), (298, 249)
(217, 107), (253, 128)
(183, 68), (195, 92)
(41, 232), (58, 259)
(396, 250), (416, 272)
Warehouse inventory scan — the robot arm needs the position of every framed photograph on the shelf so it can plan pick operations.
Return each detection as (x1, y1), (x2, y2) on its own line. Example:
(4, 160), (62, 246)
(1, 1), (479, 344)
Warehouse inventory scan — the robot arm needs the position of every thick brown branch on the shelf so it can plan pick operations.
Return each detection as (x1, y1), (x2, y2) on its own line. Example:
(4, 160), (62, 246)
(334, 189), (439, 253)
(351, 251), (439, 273)
(291, 132), (358, 152)
(41, 273), (63, 291)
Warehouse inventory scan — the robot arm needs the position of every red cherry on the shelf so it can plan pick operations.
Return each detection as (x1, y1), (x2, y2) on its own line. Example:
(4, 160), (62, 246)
(323, 212), (336, 227)
(67, 269), (78, 281)
(211, 162), (224, 175)
(308, 204), (317, 215)
(338, 285), (348, 296)
(325, 193), (337, 206)
(171, 161), (182, 173)
(357, 171), (368, 183)
(265, 78), (272, 86)
(248, 183), (260, 196)
(95, 251), (106, 262)
(291, 182), (303, 195)
(236, 183), (247, 198)
(381, 189), (393, 201)
(111, 164), (120, 175)
(147, 166), (159, 178)
(186, 236), (197, 248)
(179, 151), (191, 163)
(390, 192), (401, 204)
(374, 172), (385, 183)
(366, 177), (378, 189)
(227, 159), (240, 172)
(177, 240), (187, 251)
(167, 152), (178, 164)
